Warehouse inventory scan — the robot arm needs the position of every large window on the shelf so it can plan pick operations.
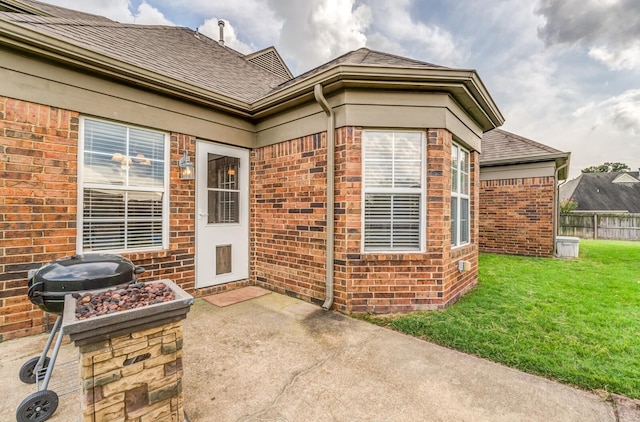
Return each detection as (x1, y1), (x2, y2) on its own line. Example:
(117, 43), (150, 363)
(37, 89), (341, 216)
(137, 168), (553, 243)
(451, 143), (470, 247)
(362, 131), (424, 252)
(79, 118), (168, 252)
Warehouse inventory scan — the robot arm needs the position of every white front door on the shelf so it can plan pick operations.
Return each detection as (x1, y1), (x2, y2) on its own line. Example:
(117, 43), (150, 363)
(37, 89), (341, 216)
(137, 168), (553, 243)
(196, 141), (249, 288)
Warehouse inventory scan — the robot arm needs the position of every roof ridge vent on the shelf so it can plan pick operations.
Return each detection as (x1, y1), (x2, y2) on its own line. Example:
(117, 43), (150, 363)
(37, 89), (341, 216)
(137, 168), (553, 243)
(245, 47), (293, 79)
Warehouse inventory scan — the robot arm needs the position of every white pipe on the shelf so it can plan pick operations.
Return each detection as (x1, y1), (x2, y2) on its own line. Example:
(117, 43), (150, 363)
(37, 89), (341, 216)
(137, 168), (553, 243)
(314, 84), (335, 311)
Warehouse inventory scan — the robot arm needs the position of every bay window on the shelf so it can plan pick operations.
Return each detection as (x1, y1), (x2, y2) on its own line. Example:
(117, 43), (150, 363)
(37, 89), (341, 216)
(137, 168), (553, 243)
(79, 118), (168, 252)
(451, 143), (470, 247)
(362, 131), (425, 252)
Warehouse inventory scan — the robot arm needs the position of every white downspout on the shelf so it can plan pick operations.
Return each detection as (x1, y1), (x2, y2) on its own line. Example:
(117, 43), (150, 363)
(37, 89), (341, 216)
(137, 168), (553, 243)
(553, 162), (569, 256)
(314, 84), (335, 311)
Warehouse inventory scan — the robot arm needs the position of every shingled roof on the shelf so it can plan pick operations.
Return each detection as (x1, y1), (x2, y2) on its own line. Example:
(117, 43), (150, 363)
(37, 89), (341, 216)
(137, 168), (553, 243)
(0, 0), (111, 21)
(481, 128), (568, 166)
(0, 13), (289, 103)
(278, 47), (445, 90)
(560, 172), (640, 213)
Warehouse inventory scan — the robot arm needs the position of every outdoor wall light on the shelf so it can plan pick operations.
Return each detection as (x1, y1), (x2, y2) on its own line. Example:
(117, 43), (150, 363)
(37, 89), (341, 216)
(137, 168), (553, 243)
(179, 150), (195, 180)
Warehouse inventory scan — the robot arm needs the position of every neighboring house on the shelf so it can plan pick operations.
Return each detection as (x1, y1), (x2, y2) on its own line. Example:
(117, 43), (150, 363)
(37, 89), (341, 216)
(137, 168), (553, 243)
(479, 129), (570, 257)
(560, 171), (640, 213)
(0, 0), (504, 340)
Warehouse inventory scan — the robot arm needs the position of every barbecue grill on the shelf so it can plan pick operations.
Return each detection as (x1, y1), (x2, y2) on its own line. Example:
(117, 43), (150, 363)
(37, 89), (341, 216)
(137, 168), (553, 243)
(16, 254), (144, 422)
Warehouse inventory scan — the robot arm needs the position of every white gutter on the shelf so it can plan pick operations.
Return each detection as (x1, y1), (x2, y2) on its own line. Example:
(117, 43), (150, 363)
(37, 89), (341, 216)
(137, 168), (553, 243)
(313, 84), (335, 311)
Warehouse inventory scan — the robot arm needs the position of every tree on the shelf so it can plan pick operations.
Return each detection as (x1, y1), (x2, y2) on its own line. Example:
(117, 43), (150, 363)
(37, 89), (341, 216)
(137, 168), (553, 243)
(581, 162), (630, 173)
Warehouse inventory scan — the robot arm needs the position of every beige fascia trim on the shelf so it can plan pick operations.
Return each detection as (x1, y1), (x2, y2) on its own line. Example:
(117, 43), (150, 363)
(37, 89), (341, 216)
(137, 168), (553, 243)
(0, 19), (253, 117)
(253, 65), (505, 130)
(480, 152), (570, 168)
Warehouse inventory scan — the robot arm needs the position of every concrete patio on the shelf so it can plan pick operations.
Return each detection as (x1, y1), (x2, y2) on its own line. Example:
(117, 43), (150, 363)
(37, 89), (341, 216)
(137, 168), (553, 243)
(2, 291), (637, 421)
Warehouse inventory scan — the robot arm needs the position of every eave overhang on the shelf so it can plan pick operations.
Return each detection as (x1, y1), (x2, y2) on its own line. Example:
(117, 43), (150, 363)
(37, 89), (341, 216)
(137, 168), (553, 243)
(253, 65), (505, 131)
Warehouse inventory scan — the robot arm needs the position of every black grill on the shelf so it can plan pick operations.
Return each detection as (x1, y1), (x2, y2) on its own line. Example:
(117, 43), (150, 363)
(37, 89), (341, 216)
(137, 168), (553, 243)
(27, 254), (145, 314)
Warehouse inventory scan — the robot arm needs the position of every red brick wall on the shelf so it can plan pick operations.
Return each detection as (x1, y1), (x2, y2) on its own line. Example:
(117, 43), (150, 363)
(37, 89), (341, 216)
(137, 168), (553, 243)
(479, 176), (555, 257)
(251, 133), (328, 306)
(252, 127), (479, 313)
(0, 96), (196, 341)
(0, 97), (78, 340)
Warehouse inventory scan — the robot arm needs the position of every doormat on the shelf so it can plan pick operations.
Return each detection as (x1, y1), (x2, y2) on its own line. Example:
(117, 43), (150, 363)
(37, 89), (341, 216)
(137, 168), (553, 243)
(202, 286), (271, 307)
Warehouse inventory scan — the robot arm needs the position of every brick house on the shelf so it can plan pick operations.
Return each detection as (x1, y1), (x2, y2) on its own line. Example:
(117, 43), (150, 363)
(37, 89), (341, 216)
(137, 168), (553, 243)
(0, 1), (505, 340)
(479, 129), (570, 257)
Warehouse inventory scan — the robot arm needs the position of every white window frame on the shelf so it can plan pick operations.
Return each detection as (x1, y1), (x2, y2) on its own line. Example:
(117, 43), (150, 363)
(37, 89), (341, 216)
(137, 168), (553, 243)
(77, 117), (169, 254)
(451, 142), (470, 248)
(361, 130), (426, 253)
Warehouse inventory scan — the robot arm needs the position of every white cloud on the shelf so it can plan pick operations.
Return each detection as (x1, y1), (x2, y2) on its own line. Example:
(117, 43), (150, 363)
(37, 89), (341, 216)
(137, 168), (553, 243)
(163, 0), (282, 46)
(364, 0), (462, 67)
(39, 0), (135, 22)
(40, 0), (174, 25)
(198, 18), (254, 54)
(536, 0), (640, 70)
(588, 42), (640, 71)
(272, 0), (371, 73)
(600, 90), (640, 135)
(133, 2), (174, 25)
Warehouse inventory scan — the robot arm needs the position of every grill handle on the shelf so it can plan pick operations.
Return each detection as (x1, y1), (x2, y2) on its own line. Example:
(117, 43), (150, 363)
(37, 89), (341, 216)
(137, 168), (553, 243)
(27, 282), (45, 305)
(134, 266), (145, 275)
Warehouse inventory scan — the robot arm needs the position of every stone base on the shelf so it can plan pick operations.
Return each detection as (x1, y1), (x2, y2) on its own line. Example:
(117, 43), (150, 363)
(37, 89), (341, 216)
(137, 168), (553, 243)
(79, 321), (185, 421)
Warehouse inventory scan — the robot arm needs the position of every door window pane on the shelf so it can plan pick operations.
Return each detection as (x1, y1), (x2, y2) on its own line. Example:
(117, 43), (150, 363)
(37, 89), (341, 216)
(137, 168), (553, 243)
(207, 154), (240, 224)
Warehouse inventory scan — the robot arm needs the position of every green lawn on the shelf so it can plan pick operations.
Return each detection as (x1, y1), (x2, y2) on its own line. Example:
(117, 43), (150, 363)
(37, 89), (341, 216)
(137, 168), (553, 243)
(365, 240), (640, 399)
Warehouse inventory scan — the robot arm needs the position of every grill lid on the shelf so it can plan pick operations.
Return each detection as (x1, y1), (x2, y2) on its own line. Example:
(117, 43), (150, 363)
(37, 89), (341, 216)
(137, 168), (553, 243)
(32, 254), (144, 287)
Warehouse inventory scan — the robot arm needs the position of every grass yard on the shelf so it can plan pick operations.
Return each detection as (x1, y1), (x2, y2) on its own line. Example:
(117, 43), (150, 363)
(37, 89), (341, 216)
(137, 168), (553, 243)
(365, 240), (640, 399)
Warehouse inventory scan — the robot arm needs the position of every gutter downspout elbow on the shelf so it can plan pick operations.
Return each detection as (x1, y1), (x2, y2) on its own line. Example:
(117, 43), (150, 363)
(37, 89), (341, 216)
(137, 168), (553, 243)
(314, 84), (335, 311)
(553, 162), (570, 256)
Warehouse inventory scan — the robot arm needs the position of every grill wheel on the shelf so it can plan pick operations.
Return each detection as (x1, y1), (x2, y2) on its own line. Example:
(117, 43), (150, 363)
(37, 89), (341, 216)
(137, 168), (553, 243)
(16, 390), (58, 422)
(19, 356), (50, 384)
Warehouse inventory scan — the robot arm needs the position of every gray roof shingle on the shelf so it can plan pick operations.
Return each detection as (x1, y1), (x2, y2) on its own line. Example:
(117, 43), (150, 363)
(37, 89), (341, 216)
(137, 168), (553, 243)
(276, 47), (444, 90)
(481, 128), (568, 165)
(560, 172), (640, 213)
(0, 13), (289, 103)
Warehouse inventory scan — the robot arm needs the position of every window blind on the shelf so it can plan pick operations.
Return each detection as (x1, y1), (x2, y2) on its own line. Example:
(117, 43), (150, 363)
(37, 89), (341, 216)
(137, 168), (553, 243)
(363, 131), (423, 252)
(81, 119), (166, 252)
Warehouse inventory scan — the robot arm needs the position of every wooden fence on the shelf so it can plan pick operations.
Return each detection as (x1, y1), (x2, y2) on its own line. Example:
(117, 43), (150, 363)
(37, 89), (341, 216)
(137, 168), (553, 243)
(559, 213), (640, 240)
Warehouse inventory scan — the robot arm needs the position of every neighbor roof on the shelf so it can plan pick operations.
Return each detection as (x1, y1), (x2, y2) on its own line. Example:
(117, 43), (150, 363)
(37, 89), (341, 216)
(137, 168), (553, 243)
(559, 172), (640, 213)
(0, 0), (111, 21)
(0, 13), (289, 103)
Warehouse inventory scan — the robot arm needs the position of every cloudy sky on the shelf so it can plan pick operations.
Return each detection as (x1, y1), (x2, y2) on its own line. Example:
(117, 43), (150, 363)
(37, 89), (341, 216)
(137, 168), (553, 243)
(40, 0), (640, 179)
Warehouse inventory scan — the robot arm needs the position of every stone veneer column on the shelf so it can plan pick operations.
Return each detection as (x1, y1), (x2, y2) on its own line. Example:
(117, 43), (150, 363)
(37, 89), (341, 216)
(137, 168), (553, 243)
(79, 321), (185, 421)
